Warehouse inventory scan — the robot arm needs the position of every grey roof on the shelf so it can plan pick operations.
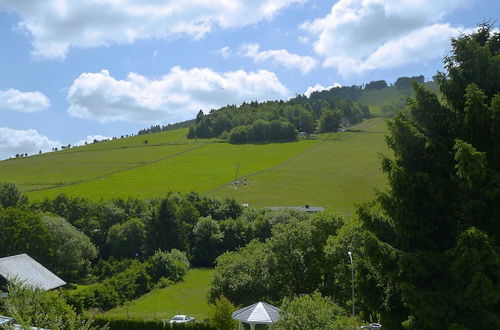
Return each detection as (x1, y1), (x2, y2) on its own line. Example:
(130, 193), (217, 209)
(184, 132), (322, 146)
(232, 302), (281, 324)
(268, 205), (325, 213)
(0, 316), (13, 325)
(0, 254), (66, 290)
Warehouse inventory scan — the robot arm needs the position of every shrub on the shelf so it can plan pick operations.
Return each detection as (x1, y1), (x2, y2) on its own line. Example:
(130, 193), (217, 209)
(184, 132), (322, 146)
(148, 249), (190, 282)
(209, 295), (238, 330)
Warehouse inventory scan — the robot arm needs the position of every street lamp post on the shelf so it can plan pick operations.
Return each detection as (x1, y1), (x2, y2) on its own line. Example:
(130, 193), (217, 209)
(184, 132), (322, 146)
(348, 251), (355, 317)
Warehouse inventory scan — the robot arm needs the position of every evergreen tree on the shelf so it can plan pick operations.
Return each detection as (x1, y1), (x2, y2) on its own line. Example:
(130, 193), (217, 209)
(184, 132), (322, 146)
(359, 24), (500, 329)
(145, 198), (188, 255)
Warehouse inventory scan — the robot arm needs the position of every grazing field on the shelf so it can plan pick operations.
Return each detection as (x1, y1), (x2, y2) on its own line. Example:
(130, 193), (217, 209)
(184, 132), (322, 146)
(102, 269), (213, 322)
(26, 138), (319, 200)
(211, 118), (389, 215)
(0, 118), (389, 213)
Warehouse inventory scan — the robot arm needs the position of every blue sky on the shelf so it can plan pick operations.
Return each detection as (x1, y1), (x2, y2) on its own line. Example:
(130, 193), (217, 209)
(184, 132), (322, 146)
(0, 0), (498, 159)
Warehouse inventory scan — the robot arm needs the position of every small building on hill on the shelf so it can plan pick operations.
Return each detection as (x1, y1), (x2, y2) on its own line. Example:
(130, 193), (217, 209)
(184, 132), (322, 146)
(0, 254), (66, 297)
(268, 204), (324, 213)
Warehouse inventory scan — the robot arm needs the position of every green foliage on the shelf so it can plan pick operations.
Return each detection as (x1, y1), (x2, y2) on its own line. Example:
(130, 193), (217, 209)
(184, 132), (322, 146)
(319, 109), (342, 132)
(209, 213), (345, 306)
(364, 80), (388, 90)
(208, 240), (271, 305)
(107, 217), (145, 258)
(1, 280), (102, 330)
(0, 182), (28, 208)
(359, 24), (500, 328)
(146, 198), (187, 255)
(394, 75), (424, 90)
(228, 120), (297, 144)
(0, 207), (54, 266)
(67, 261), (152, 311)
(148, 249), (190, 282)
(42, 215), (98, 281)
(193, 216), (224, 267)
(189, 95), (369, 141)
(208, 295), (237, 330)
(274, 292), (346, 330)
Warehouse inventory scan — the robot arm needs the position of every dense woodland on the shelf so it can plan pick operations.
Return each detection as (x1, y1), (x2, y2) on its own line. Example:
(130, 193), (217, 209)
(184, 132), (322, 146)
(0, 26), (498, 330)
(185, 75), (425, 143)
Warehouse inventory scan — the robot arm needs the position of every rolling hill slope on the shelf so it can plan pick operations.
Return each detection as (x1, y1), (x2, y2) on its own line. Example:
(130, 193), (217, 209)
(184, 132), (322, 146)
(1, 118), (389, 213)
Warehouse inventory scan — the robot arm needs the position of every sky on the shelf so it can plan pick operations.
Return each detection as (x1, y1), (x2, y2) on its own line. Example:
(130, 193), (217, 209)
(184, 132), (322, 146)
(0, 0), (498, 159)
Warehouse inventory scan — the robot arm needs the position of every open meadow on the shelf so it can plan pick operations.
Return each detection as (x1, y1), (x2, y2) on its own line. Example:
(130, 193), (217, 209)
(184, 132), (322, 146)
(0, 118), (389, 213)
(211, 118), (389, 214)
(101, 269), (213, 322)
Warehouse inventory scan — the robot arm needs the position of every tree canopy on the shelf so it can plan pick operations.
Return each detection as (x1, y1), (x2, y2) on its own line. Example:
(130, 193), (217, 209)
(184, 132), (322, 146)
(359, 24), (500, 329)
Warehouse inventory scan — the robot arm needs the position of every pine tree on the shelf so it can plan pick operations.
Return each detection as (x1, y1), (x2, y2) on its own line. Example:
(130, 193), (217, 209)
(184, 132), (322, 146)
(359, 24), (500, 329)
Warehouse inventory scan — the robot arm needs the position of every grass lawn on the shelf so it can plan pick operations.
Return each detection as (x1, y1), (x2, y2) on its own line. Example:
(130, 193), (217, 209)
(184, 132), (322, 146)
(102, 269), (213, 322)
(26, 138), (319, 200)
(1, 118), (389, 211)
(211, 118), (389, 215)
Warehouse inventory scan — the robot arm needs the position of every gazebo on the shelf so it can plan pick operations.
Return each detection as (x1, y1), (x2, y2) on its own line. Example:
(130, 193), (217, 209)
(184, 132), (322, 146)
(232, 302), (281, 330)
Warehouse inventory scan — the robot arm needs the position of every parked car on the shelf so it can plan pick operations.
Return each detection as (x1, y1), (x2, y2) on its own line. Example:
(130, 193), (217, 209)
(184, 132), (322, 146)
(170, 315), (196, 323)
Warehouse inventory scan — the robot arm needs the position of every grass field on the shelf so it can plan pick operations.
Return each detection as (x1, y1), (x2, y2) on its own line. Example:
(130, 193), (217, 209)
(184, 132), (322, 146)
(0, 118), (389, 213)
(102, 269), (213, 321)
(211, 118), (389, 215)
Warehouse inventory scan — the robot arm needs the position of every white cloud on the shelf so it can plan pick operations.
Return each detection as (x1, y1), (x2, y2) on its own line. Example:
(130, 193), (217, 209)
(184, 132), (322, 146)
(297, 36), (309, 44)
(75, 135), (112, 146)
(303, 83), (341, 97)
(218, 46), (232, 59)
(0, 0), (304, 59)
(0, 88), (50, 113)
(67, 67), (290, 123)
(0, 127), (60, 159)
(240, 43), (317, 74)
(301, 0), (470, 76)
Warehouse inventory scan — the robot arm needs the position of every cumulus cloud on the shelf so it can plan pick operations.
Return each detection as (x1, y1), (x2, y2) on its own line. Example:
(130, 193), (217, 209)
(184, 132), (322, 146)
(301, 0), (470, 76)
(0, 88), (50, 113)
(67, 67), (290, 123)
(0, 0), (304, 59)
(240, 43), (317, 74)
(0, 127), (60, 159)
(303, 83), (341, 97)
(75, 135), (112, 146)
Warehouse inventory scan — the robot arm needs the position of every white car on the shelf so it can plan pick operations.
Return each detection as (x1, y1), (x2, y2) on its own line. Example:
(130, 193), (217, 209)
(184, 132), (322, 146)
(169, 315), (196, 323)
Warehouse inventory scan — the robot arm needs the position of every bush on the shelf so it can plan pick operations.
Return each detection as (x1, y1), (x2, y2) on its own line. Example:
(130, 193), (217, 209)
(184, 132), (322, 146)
(66, 261), (152, 311)
(209, 295), (238, 330)
(148, 249), (190, 282)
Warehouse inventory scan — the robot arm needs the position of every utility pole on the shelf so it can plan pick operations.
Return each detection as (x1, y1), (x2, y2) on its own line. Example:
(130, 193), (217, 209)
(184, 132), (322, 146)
(348, 251), (355, 317)
(234, 163), (240, 185)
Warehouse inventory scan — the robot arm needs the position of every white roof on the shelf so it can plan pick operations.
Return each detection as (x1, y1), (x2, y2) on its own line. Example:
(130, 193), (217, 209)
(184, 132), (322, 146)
(232, 302), (281, 324)
(0, 254), (66, 290)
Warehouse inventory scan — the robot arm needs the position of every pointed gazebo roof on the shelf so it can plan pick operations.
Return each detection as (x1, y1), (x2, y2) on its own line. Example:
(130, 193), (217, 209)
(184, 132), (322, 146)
(232, 302), (281, 324)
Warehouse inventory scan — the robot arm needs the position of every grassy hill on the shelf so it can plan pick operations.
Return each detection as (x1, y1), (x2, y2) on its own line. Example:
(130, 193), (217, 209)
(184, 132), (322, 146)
(0, 118), (389, 214)
(359, 81), (439, 116)
(101, 269), (213, 321)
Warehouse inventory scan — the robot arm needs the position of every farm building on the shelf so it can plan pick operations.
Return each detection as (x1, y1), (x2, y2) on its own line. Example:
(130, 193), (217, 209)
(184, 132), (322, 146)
(268, 205), (324, 213)
(0, 254), (66, 297)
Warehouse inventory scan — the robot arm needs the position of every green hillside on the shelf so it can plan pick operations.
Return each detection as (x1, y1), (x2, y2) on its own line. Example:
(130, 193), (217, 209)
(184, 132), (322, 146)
(211, 118), (388, 214)
(0, 117), (388, 213)
(101, 269), (213, 321)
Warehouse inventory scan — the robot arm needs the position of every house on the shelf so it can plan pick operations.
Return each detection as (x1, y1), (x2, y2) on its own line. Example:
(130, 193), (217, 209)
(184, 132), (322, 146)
(0, 254), (66, 296)
(268, 204), (325, 213)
